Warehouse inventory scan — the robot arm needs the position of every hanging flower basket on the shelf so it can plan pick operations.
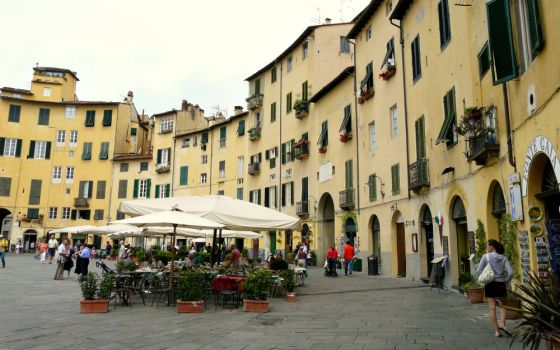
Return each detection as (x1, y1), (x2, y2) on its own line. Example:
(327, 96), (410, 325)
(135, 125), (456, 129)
(339, 133), (352, 142)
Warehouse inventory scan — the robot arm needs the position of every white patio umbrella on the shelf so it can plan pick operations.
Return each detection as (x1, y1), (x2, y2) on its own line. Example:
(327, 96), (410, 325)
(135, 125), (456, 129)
(87, 224), (143, 235)
(49, 225), (97, 234)
(112, 209), (224, 289)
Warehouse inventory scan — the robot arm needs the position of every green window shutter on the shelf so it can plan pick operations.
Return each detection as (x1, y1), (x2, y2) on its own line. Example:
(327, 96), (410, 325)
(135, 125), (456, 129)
(270, 157), (276, 169)
(131, 127), (137, 136)
(339, 105), (352, 133)
(526, 0), (544, 56)
(411, 36), (422, 80)
(165, 184), (171, 197)
(88, 181), (94, 198)
(486, 0), (518, 84)
(290, 182), (294, 205)
(290, 140), (296, 161)
(133, 179), (139, 198)
(345, 160), (353, 189)
(78, 181), (85, 199)
(302, 177), (308, 201)
(85, 110), (96, 126)
(271, 102), (276, 122)
(82, 143), (92, 160)
(15, 139), (22, 157)
(146, 179), (151, 198)
(438, 0), (451, 48)
(287, 92), (292, 113)
(369, 174), (377, 201)
(436, 88), (456, 145)
(201, 132), (208, 144)
(265, 149), (270, 160)
(392, 164), (400, 195)
(29, 179), (42, 205)
(45, 142), (51, 159)
(478, 42), (490, 78)
(180, 166), (188, 185)
(381, 37), (395, 68)
(99, 142), (109, 160)
(281, 143), (286, 164)
(238, 120), (245, 136)
(28, 140), (36, 159)
(415, 117), (426, 160)
(0, 138), (4, 155)
(302, 81), (308, 101)
(220, 126), (226, 139)
(96, 180), (106, 199)
(157, 149), (162, 164)
(281, 184), (286, 206)
(118, 180), (127, 199)
(155, 185), (160, 199)
(237, 188), (243, 200)
(38, 108), (50, 125)
(9, 105), (21, 122)
(102, 110), (112, 126)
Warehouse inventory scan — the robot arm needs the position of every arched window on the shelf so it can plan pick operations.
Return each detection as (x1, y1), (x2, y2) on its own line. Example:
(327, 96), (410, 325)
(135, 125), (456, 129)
(491, 184), (506, 217)
(451, 197), (466, 221)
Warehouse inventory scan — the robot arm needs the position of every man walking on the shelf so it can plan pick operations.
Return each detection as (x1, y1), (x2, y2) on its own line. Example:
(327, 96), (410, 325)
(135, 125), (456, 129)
(79, 244), (91, 276)
(54, 239), (69, 280)
(343, 240), (355, 277)
(47, 235), (58, 264)
(0, 235), (8, 268)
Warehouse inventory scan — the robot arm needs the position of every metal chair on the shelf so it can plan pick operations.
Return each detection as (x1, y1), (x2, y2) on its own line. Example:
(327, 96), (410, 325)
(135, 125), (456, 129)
(150, 274), (172, 308)
(214, 277), (241, 310)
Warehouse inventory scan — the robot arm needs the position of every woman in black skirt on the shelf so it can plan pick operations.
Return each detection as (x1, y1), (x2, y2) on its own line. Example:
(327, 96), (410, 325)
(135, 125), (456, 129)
(74, 245), (83, 279)
(63, 247), (75, 278)
(476, 239), (513, 337)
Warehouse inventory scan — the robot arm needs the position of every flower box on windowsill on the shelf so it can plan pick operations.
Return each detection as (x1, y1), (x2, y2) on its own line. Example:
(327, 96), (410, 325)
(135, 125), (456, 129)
(318, 147), (327, 153)
(358, 89), (374, 104)
(378, 67), (396, 81)
(155, 165), (170, 173)
(249, 127), (261, 141)
(339, 133), (353, 143)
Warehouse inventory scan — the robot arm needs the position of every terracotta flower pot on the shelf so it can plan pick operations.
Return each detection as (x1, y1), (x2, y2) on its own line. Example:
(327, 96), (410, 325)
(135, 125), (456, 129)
(287, 293), (296, 302)
(177, 300), (205, 313)
(243, 299), (269, 313)
(465, 288), (485, 304)
(80, 299), (109, 313)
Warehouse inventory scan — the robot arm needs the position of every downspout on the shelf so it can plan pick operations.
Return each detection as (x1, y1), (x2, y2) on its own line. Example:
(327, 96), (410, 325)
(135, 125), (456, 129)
(209, 128), (213, 195)
(347, 39), (361, 214)
(279, 62), (284, 213)
(171, 112), (177, 196)
(107, 104), (120, 223)
(502, 84), (516, 170)
(391, 18), (412, 199)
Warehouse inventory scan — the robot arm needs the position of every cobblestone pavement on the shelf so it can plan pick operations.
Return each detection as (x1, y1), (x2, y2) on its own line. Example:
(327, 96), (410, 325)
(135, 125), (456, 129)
(0, 255), (526, 350)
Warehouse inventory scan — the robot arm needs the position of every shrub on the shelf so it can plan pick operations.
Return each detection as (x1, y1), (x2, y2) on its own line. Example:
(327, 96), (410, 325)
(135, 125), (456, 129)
(244, 268), (273, 301)
(132, 247), (145, 261)
(80, 273), (99, 300)
(157, 250), (172, 266)
(109, 248), (118, 258)
(198, 251), (210, 264)
(177, 270), (205, 301)
(177, 245), (189, 260)
(279, 269), (295, 292)
(241, 248), (249, 258)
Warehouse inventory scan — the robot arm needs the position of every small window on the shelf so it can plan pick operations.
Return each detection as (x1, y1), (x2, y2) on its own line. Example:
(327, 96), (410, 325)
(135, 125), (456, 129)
(99, 142), (109, 160)
(182, 137), (190, 148)
(369, 122), (376, 151)
(38, 108), (50, 126)
(130, 127), (137, 136)
(94, 209), (104, 220)
(219, 160), (226, 178)
(0, 177), (12, 197)
(52, 166), (62, 183)
(271, 102), (277, 123)
(120, 163), (129, 172)
(69, 131), (78, 145)
(286, 92), (292, 113)
(411, 35), (422, 81)
(478, 42), (490, 78)
(3, 138), (19, 157)
(391, 164), (400, 195)
(85, 110), (95, 127)
(81, 142), (92, 160)
(102, 110), (112, 126)
(200, 173), (207, 184)
(160, 117), (174, 133)
(8, 105), (21, 123)
(302, 42), (308, 60)
(65, 167), (74, 183)
(340, 36), (350, 53)
(237, 120), (245, 136)
(201, 155), (208, 164)
(438, 0), (452, 49)
(118, 180), (127, 199)
(43, 87), (51, 97)
(287, 56), (293, 72)
(271, 66), (277, 83)
(366, 26), (373, 41)
(56, 130), (66, 144)
(140, 162), (148, 172)
(48, 207), (58, 220)
(390, 105), (398, 138)
(65, 106), (76, 119)
(62, 207), (71, 220)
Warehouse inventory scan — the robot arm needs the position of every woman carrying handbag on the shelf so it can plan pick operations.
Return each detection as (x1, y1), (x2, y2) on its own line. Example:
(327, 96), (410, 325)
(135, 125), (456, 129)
(476, 239), (513, 337)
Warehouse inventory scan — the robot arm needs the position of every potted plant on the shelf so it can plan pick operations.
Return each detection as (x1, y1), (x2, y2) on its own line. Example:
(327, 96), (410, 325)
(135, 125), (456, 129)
(79, 272), (115, 313)
(280, 269), (296, 302)
(177, 270), (206, 313)
(243, 268), (273, 313)
(464, 279), (485, 304)
(378, 58), (396, 80)
(464, 220), (487, 304)
(293, 99), (309, 118)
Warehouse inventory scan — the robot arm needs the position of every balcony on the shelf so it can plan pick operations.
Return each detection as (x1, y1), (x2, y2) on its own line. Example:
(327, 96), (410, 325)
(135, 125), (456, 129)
(294, 100), (309, 119)
(248, 127), (261, 141)
(155, 164), (170, 173)
(248, 162), (260, 175)
(74, 198), (89, 208)
(246, 93), (263, 110)
(467, 133), (500, 166)
(408, 159), (430, 192)
(296, 201), (309, 217)
(339, 188), (355, 210)
(294, 142), (309, 160)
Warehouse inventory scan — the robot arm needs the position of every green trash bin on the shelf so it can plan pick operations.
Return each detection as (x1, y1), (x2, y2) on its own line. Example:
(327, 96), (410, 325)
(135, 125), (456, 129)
(353, 258), (362, 272)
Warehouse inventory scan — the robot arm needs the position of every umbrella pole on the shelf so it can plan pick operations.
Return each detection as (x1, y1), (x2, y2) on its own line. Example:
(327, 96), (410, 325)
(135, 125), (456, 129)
(211, 229), (217, 266)
(218, 229), (223, 264)
(170, 224), (176, 291)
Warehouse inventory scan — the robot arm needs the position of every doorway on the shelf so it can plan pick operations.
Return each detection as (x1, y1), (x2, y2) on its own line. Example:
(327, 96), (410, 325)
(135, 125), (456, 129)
(345, 217), (356, 242)
(318, 193), (335, 264)
(23, 230), (37, 253)
(285, 230), (293, 255)
(452, 197), (469, 275)
(396, 222), (406, 277)
(536, 160), (560, 277)
(371, 216), (380, 264)
(421, 206), (435, 277)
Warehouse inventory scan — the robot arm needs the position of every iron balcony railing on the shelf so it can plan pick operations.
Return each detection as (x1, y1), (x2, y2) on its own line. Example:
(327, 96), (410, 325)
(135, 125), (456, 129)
(246, 93), (263, 110)
(408, 159), (430, 191)
(248, 162), (260, 175)
(296, 201), (309, 216)
(467, 133), (500, 165)
(74, 198), (89, 208)
(339, 188), (355, 210)
(294, 143), (310, 159)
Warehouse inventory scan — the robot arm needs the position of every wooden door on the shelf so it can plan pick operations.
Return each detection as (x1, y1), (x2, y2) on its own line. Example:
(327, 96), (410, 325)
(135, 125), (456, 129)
(396, 223), (406, 277)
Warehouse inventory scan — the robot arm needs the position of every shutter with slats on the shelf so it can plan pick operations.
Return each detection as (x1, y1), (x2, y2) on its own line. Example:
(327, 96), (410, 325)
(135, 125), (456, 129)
(102, 110), (112, 126)
(486, 0), (518, 84)
(281, 143), (286, 164)
(118, 180), (127, 199)
(29, 179), (42, 205)
(28, 140), (36, 159)
(133, 179), (139, 198)
(526, 0), (544, 56)
(180, 166), (188, 185)
(290, 182), (294, 205)
(415, 117), (426, 160)
(281, 184), (286, 207)
(155, 185), (160, 199)
(369, 174), (377, 201)
(16, 139), (22, 157)
(165, 184), (171, 197)
(146, 179), (151, 198)
(96, 180), (106, 199)
(0, 138), (4, 155)
(302, 177), (308, 201)
(264, 187), (270, 207)
(45, 142), (51, 159)
(157, 149), (162, 164)
(345, 160), (353, 189)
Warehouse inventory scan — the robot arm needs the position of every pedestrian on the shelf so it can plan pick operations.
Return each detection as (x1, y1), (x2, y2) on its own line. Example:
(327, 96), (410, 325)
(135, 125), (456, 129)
(326, 244), (338, 277)
(91, 247), (97, 260)
(78, 244), (91, 277)
(0, 235), (8, 268)
(47, 235), (58, 264)
(118, 240), (126, 261)
(476, 239), (513, 337)
(54, 239), (70, 280)
(38, 239), (48, 264)
(297, 247), (307, 268)
(230, 244), (241, 266)
(64, 246), (75, 278)
(105, 241), (112, 260)
(15, 240), (21, 254)
(343, 240), (355, 276)
(30, 241), (35, 253)
(74, 245), (83, 279)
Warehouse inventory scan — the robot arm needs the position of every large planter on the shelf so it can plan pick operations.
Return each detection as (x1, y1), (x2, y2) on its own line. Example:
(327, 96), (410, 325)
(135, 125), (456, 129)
(287, 293), (296, 302)
(243, 299), (269, 313)
(177, 300), (205, 313)
(465, 288), (484, 304)
(501, 297), (521, 320)
(80, 299), (109, 313)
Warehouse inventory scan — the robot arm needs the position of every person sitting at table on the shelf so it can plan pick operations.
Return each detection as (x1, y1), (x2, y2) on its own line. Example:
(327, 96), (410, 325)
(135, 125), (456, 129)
(185, 253), (194, 268)
(192, 253), (200, 266)
(122, 254), (137, 270)
(151, 256), (163, 269)
(223, 252), (233, 269)
(230, 244), (241, 266)
(267, 256), (276, 269)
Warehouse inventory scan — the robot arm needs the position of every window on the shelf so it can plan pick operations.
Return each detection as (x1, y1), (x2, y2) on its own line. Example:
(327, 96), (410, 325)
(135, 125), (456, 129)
(0, 177), (12, 196)
(368, 174), (377, 201)
(287, 56), (293, 72)
(116, 211), (125, 220)
(85, 110), (95, 127)
(411, 35), (422, 81)
(96, 180), (106, 199)
(155, 184), (171, 198)
(249, 189), (261, 205)
(438, 0), (451, 48)
(415, 116), (426, 160)
(130, 127), (137, 136)
(237, 188), (243, 200)
(48, 207), (57, 220)
(300, 177), (308, 206)
(156, 148), (170, 166)
(99, 142), (109, 160)
(281, 182), (294, 206)
(38, 108), (50, 125)
(140, 162), (148, 171)
(193, 136), (198, 147)
(29, 179), (42, 205)
(340, 36), (350, 53)
(133, 179), (151, 199)
(94, 209), (104, 220)
(65, 105), (76, 119)
(180, 166), (189, 185)
(390, 105), (398, 138)
(317, 121), (328, 150)
(62, 207), (71, 220)
(66, 167), (74, 183)
(8, 105), (21, 123)
(345, 160), (353, 189)
(78, 181), (93, 199)
(286, 92), (292, 113)
(270, 102), (277, 122)
(361, 62), (374, 93)
(237, 120), (245, 136)
(237, 157), (244, 177)
(69, 130), (78, 146)
(382, 38), (395, 69)
(366, 26), (373, 41)
(30, 141), (50, 159)
(56, 130), (66, 145)
(436, 87), (457, 147)
(160, 117), (174, 133)
(339, 105), (352, 135)
(478, 42), (490, 78)
(219, 160), (226, 178)
(102, 110), (112, 126)
(182, 137), (190, 148)
(302, 42), (308, 60)
(118, 180), (127, 199)
(369, 122), (377, 151)
(200, 173), (207, 184)
(201, 155), (208, 164)
(219, 126), (226, 148)
(82, 142), (92, 160)
(265, 186), (278, 208)
(27, 208), (39, 220)
(2, 138), (20, 157)
(271, 66), (277, 83)
(42, 87), (51, 97)
(120, 163), (129, 172)
(302, 81), (308, 101)
(391, 164), (400, 195)
(52, 166), (62, 183)
(201, 132), (208, 145)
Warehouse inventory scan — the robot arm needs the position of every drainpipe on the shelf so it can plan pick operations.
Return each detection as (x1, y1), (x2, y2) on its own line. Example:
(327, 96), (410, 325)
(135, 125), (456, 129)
(279, 62), (284, 213)
(171, 112), (177, 196)
(347, 39), (361, 214)
(209, 129), (213, 195)
(107, 105), (120, 223)
(502, 84), (516, 170)
(390, 18), (412, 199)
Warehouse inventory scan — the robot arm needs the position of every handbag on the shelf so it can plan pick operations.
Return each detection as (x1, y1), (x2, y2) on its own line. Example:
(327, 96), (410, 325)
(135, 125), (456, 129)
(478, 262), (495, 284)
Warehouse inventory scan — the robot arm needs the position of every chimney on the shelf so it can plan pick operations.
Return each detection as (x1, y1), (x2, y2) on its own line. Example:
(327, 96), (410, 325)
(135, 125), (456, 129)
(181, 99), (188, 111)
(126, 91), (134, 103)
(325, 18), (332, 25)
(234, 106), (243, 115)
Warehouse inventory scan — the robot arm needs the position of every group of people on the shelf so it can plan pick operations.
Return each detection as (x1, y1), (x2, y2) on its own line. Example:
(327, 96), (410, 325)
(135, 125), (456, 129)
(326, 241), (356, 277)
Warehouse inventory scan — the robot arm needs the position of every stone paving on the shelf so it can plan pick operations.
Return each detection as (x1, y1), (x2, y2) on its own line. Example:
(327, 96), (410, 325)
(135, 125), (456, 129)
(0, 254), (526, 350)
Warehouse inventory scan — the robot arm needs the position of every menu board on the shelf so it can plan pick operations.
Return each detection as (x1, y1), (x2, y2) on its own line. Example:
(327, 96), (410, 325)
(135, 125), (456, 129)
(535, 236), (551, 282)
(519, 230), (531, 283)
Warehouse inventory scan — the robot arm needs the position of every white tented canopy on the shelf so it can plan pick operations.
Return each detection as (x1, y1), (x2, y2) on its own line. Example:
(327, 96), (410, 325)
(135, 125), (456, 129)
(112, 210), (224, 230)
(178, 229), (261, 239)
(87, 224), (143, 235)
(49, 225), (97, 234)
(118, 195), (299, 230)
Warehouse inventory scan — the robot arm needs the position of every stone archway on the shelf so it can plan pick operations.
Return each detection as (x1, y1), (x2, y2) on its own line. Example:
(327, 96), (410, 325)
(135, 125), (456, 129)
(369, 215), (381, 266)
(418, 205), (434, 278)
(486, 181), (506, 241)
(0, 208), (12, 240)
(317, 192), (335, 264)
(450, 196), (468, 285)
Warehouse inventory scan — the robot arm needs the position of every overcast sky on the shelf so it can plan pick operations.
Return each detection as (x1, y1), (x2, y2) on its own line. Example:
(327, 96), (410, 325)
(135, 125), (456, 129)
(0, 0), (369, 116)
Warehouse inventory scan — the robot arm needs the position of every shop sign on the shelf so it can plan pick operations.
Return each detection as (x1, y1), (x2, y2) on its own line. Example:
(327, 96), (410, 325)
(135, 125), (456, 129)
(522, 135), (560, 197)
